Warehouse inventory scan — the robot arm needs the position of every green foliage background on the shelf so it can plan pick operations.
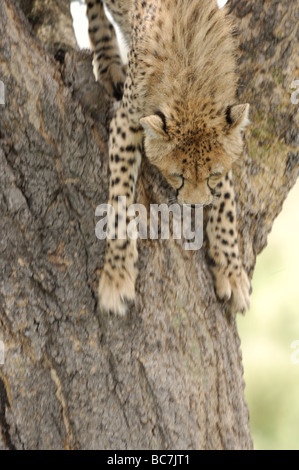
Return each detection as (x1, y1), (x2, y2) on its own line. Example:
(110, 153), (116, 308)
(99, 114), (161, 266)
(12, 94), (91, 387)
(238, 181), (299, 450)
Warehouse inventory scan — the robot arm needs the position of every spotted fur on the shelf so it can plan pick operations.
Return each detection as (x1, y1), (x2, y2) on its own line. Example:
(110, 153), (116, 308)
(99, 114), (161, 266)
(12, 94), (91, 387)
(87, 0), (251, 315)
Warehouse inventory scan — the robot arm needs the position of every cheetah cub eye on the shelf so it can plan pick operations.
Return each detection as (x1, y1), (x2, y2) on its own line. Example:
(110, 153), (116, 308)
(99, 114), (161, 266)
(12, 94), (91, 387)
(208, 172), (223, 189)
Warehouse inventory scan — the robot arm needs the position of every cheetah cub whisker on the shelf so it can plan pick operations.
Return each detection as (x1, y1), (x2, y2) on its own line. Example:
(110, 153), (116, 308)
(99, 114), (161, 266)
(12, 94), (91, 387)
(87, 0), (251, 315)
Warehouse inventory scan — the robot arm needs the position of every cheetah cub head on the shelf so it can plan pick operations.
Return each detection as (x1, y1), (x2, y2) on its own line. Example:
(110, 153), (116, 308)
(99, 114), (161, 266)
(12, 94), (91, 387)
(140, 104), (250, 206)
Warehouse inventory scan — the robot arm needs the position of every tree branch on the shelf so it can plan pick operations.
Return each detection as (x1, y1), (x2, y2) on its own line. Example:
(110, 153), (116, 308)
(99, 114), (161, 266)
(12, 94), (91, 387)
(18, 0), (78, 54)
(229, 0), (299, 275)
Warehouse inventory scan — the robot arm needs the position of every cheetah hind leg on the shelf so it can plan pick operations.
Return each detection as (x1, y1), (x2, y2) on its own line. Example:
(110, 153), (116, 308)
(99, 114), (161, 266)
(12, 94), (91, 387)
(87, 1), (126, 100)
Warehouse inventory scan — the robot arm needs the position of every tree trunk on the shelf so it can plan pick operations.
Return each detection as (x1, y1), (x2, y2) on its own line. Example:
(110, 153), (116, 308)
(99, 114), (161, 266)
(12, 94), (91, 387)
(0, 0), (298, 450)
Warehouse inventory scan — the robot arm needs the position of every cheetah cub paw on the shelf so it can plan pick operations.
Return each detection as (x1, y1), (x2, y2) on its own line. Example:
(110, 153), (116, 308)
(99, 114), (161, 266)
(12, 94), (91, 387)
(98, 266), (137, 316)
(211, 265), (251, 315)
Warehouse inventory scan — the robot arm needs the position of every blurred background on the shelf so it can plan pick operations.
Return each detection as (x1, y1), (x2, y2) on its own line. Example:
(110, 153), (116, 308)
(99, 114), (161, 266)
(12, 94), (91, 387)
(70, 0), (299, 450)
(238, 182), (299, 450)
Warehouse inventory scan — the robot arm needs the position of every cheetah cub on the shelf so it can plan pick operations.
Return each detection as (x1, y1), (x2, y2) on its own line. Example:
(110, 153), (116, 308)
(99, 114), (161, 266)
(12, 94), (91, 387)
(87, 0), (251, 315)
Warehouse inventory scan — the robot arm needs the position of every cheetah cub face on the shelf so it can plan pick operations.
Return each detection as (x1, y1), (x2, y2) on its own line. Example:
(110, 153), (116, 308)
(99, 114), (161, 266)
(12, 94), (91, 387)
(141, 104), (249, 205)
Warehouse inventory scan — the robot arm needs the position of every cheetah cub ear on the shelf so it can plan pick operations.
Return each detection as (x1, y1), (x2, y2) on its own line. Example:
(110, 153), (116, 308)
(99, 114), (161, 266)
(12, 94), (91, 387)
(226, 103), (250, 132)
(140, 111), (168, 140)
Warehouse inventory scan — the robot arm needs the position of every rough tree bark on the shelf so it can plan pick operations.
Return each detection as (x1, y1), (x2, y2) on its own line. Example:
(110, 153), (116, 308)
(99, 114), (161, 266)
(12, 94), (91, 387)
(0, 0), (298, 450)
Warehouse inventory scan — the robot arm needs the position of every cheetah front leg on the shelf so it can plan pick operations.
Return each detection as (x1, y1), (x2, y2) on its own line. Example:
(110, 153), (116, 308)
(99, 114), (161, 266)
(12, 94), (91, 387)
(87, 0), (126, 100)
(207, 171), (251, 314)
(99, 105), (143, 315)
